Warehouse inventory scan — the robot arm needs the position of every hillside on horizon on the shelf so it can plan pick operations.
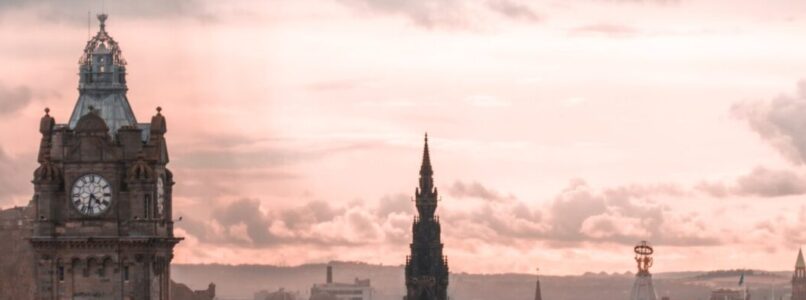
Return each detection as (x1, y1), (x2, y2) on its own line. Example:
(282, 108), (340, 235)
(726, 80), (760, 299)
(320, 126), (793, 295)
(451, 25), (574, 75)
(173, 261), (797, 300)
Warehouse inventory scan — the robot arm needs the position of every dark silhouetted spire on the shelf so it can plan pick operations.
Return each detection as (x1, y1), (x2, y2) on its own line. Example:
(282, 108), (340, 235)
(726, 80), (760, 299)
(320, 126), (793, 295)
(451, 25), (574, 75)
(406, 133), (448, 300)
(794, 248), (806, 300)
(419, 133), (433, 177)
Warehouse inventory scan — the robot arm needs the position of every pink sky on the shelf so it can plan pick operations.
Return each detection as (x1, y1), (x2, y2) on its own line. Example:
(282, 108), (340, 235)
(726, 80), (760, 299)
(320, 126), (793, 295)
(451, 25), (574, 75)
(2, 0), (806, 275)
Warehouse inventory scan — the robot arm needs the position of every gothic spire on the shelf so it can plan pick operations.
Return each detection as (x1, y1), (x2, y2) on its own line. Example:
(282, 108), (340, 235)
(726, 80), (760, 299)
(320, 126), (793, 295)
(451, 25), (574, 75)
(798, 248), (805, 269)
(420, 133), (433, 177)
(406, 133), (448, 300)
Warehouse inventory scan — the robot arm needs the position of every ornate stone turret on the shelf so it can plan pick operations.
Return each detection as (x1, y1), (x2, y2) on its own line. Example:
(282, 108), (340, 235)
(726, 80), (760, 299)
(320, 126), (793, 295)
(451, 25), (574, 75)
(405, 133), (449, 300)
(793, 248), (806, 300)
(68, 13), (137, 136)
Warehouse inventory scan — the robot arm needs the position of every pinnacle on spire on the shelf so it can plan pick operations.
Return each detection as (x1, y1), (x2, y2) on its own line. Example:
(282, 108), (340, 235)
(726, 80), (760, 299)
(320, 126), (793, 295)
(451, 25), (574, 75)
(797, 248), (805, 269)
(98, 13), (108, 32)
(419, 133), (433, 177)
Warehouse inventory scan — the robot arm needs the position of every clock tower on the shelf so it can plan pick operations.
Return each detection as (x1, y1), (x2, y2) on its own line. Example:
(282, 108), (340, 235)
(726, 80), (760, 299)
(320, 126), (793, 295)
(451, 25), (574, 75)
(30, 14), (181, 300)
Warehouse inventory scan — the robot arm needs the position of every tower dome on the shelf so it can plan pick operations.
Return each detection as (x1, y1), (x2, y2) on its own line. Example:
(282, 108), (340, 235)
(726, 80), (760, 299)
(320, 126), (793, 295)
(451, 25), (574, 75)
(68, 14), (138, 137)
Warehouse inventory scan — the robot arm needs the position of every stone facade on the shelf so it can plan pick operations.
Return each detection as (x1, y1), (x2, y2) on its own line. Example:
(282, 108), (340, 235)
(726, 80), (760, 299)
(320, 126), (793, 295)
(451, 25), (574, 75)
(404, 135), (449, 300)
(29, 14), (181, 300)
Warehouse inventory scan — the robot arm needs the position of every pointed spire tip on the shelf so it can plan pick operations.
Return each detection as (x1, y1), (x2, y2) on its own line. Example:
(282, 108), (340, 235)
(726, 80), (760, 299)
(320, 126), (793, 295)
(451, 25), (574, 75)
(419, 133), (433, 176)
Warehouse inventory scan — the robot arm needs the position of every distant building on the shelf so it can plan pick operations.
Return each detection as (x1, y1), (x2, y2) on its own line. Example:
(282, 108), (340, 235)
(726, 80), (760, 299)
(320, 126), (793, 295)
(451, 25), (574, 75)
(709, 288), (749, 300)
(255, 288), (299, 300)
(172, 282), (216, 300)
(404, 134), (450, 300)
(629, 241), (658, 300)
(794, 248), (806, 300)
(309, 265), (373, 300)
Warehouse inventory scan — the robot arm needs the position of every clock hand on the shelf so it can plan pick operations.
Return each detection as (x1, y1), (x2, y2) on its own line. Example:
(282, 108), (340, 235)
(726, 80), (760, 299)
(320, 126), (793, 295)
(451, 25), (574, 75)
(89, 193), (100, 207)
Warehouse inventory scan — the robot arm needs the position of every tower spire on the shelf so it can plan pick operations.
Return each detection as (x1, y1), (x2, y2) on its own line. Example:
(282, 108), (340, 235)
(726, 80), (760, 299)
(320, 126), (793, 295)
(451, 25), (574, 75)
(405, 134), (448, 300)
(420, 132), (433, 177)
(793, 248), (806, 300)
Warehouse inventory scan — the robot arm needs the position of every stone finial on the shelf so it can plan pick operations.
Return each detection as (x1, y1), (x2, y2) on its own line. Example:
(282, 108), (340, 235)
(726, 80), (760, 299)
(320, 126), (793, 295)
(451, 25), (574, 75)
(39, 107), (55, 134)
(98, 14), (108, 31)
(150, 107), (167, 134)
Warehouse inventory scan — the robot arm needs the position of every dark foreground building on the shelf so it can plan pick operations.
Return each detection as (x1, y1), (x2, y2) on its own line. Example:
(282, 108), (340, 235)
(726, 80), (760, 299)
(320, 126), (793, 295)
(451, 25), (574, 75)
(29, 14), (181, 299)
(404, 134), (449, 300)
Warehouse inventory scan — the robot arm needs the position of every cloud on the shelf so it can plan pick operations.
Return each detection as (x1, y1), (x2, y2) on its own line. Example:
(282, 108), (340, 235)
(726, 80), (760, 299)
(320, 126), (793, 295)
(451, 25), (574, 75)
(376, 193), (412, 217)
(440, 179), (719, 248)
(305, 79), (369, 92)
(579, 212), (649, 239)
(0, 148), (35, 207)
(732, 80), (806, 165)
(172, 139), (383, 170)
(179, 177), (726, 254)
(697, 166), (806, 198)
(0, 0), (214, 24)
(447, 180), (514, 202)
(337, 0), (543, 29)
(173, 149), (306, 170)
(599, 0), (679, 3)
(0, 84), (32, 116)
(178, 195), (413, 249)
(540, 180), (719, 246)
(570, 23), (639, 37)
(207, 198), (278, 246)
(486, 0), (541, 22)
(337, 0), (469, 29)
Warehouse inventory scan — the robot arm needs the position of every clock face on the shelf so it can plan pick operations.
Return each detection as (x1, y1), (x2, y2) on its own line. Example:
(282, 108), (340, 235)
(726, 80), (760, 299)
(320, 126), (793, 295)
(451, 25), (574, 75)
(156, 176), (165, 215)
(71, 174), (112, 216)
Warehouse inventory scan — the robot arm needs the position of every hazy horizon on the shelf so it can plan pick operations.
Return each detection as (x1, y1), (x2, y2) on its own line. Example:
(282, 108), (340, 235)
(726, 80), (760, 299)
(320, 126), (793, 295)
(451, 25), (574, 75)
(2, 0), (806, 276)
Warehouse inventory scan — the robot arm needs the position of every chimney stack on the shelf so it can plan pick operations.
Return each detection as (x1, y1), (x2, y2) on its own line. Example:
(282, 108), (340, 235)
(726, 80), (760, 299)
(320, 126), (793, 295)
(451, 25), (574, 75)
(326, 265), (333, 284)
